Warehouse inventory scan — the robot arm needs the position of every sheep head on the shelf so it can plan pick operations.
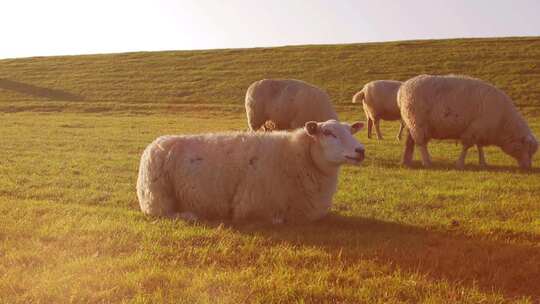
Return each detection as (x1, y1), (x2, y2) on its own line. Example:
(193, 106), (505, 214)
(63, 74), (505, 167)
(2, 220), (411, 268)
(305, 119), (365, 166)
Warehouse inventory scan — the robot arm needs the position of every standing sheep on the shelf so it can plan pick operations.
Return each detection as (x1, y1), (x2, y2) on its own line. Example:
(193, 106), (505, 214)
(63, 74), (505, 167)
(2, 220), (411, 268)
(352, 80), (404, 140)
(137, 120), (365, 223)
(245, 79), (338, 131)
(399, 74), (538, 169)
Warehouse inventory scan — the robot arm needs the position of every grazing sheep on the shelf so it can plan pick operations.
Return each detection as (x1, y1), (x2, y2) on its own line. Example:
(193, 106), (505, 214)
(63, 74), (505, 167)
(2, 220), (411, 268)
(245, 79), (338, 131)
(137, 120), (365, 223)
(399, 74), (538, 169)
(352, 80), (404, 140)
(352, 80), (405, 140)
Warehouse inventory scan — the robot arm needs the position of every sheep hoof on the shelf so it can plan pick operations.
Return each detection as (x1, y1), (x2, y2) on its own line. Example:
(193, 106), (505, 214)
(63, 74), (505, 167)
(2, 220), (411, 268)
(401, 160), (413, 168)
(271, 216), (285, 225)
(422, 161), (433, 168)
(174, 212), (199, 222)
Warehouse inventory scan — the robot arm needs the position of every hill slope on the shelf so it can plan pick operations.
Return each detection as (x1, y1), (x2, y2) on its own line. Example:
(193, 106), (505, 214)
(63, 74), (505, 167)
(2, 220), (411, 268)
(1, 37), (540, 106)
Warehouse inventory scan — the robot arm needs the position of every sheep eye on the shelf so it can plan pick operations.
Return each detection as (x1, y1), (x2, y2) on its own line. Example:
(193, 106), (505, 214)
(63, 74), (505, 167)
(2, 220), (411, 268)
(322, 130), (336, 138)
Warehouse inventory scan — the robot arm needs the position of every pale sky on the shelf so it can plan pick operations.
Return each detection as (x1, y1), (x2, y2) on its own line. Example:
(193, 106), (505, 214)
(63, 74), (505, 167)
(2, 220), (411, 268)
(1, 0), (539, 59)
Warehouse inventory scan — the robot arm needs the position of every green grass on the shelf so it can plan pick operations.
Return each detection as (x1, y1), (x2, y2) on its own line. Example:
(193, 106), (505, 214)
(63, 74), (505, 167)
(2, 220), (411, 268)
(1, 37), (540, 303)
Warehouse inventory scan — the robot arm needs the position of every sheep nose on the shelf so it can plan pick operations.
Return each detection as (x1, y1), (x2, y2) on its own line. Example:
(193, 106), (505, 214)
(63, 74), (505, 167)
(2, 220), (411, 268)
(355, 147), (365, 160)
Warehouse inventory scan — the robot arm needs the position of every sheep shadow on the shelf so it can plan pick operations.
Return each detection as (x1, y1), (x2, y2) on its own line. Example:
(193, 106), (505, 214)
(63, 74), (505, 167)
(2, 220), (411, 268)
(0, 78), (83, 101)
(400, 161), (540, 174)
(369, 158), (540, 174)
(218, 214), (540, 300)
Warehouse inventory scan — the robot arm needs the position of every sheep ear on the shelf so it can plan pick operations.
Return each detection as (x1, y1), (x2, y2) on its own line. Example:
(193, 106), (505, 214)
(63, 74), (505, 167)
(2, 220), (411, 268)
(350, 121), (365, 134)
(305, 121), (319, 136)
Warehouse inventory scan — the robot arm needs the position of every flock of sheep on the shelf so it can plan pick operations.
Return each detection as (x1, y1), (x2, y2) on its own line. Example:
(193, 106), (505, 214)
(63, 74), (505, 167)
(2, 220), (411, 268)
(137, 74), (538, 223)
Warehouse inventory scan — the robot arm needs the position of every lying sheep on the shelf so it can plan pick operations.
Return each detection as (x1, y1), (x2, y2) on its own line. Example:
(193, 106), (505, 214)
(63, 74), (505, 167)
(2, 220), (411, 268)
(137, 120), (365, 223)
(399, 74), (538, 169)
(245, 79), (338, 131)
(352, 80), (404, 140)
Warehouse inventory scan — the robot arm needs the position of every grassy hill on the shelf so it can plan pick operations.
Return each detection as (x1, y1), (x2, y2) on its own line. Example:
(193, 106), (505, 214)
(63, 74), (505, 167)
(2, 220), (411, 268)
(1, 37), (540, 303)
(1, 37), (540, 107)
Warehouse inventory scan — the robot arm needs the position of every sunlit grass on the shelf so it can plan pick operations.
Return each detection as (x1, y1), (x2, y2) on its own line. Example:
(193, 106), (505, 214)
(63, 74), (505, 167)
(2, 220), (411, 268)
(0, 108), (539, 303)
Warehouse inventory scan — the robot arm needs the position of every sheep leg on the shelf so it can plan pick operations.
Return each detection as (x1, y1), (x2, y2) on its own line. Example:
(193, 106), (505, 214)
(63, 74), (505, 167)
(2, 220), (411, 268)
(367, 118), (373, 139)
(374, 118), (383, 140)
(478, 145), (487, 167)
(418, 144), (432, 167)
(396, 120), (405, 141)
(401, 129), (415, 166)
(456, 144), (472, 169)
(459, 122), (486, 168)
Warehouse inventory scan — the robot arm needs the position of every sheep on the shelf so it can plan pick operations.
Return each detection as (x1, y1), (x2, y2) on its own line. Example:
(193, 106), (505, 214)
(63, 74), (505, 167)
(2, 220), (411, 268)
(245, 79), (338, 131)
(398, 74), (538, 169)
(136, 119), (365, 223)
(352, 80), (404, 140)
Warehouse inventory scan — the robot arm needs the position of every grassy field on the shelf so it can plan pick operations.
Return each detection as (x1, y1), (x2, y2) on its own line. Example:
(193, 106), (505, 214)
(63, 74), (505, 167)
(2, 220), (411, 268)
(1, 37), (540, 303)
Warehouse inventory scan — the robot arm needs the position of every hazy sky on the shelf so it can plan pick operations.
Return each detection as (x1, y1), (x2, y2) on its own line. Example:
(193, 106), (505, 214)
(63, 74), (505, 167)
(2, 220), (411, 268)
(1, 0), (539, 59)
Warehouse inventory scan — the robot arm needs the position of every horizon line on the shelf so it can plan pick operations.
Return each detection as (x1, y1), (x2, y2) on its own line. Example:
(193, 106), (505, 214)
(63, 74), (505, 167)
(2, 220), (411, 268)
(1, 35), (538, 61)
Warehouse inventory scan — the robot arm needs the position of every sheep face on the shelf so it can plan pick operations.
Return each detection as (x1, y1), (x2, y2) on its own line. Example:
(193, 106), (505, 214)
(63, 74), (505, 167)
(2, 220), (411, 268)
(501, 134), (538, 169)
(305, 120), (365, 166)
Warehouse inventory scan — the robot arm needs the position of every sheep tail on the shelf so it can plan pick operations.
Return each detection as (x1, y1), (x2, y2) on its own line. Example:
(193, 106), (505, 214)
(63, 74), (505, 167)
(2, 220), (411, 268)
(352, 89), (365, 104)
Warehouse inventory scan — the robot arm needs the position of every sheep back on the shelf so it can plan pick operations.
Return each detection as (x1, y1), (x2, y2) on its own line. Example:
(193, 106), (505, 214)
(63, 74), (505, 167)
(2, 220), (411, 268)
(245, 79), (337, 130)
